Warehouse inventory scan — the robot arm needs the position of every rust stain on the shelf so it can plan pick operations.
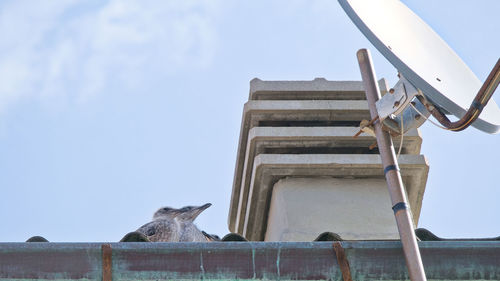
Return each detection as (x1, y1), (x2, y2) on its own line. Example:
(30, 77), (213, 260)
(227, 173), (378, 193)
(333, 242), (353, 281)
(102, 244), (112, 281)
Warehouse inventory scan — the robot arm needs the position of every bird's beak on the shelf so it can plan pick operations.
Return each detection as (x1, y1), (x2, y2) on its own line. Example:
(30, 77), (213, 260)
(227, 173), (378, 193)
(185, 203), (212, 221)
(198, 203), (212, 211)
(193, 203), (212, 216)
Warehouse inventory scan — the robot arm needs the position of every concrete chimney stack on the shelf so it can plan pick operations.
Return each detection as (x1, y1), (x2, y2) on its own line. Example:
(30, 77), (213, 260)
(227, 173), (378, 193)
(228, 78), (428, 241)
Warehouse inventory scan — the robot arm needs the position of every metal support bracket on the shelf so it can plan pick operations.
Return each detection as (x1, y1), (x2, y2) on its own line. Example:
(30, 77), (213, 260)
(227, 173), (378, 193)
(375, 76), (431, 134)
(357, 48), (427, 281)
(376, 76), (417, 119)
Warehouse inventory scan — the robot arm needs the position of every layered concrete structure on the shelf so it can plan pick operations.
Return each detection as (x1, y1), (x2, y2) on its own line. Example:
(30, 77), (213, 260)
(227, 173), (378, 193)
(228, 78), (429, 241)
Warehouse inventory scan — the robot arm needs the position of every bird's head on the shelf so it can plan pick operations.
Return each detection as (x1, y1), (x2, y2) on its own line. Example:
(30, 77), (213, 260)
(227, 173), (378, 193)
(153, 203), (212, 222)
(152, 206), (180, 220)
(176, 203), (212, 222)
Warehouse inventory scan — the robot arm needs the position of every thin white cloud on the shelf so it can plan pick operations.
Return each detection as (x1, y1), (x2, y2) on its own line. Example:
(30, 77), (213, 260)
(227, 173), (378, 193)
(0, 0), (220, 110)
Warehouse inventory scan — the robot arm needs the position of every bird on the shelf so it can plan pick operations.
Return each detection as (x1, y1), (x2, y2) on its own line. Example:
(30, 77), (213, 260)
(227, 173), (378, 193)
(202, 231), (221, 241)
(135, 203), (212, 242)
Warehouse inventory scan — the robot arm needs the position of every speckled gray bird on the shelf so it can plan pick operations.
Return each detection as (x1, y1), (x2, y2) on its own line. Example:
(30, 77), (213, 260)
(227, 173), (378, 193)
(136, 203), (212, 242)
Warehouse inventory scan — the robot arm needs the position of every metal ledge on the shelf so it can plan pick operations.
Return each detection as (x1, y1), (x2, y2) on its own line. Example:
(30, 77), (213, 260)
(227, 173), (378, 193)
(1, 241), (499, 280)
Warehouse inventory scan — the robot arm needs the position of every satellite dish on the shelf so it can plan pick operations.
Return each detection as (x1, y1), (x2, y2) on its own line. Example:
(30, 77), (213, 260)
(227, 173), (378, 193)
(339, 0), (500, 134)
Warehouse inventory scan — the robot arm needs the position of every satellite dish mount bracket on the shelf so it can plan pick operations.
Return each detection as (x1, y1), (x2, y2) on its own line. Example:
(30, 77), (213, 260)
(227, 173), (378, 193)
(375, 75), (430, 134)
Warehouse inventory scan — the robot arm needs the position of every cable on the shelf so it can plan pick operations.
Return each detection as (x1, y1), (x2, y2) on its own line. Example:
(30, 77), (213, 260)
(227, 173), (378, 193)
(419, 58), (500, 132)
(397, 111), (404, 159)
(409, 102), (450, 131)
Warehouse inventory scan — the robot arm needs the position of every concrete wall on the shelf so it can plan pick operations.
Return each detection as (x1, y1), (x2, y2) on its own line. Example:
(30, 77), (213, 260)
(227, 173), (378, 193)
(265, 177), (401, 241)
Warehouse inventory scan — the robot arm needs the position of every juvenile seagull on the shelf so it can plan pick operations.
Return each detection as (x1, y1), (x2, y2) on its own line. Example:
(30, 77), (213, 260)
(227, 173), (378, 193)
(136, 203), (212, 242)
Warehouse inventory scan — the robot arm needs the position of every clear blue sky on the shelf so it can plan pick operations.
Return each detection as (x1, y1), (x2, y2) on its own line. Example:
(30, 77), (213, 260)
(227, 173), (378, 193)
(0, 0), (498, 242)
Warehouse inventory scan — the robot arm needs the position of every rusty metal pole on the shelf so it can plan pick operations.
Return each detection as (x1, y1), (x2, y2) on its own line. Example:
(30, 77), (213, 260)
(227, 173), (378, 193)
(357, 49), (427, 281)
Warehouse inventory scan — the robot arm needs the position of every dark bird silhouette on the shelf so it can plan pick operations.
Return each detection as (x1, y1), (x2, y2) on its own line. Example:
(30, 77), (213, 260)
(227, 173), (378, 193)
(136, 203), (212, 242)
(26, 236), (49, 242)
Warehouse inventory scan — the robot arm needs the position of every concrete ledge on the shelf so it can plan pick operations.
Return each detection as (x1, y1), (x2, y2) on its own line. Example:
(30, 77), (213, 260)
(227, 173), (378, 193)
(1, 242), (499, 280)
(239, 154), (429, 240)
(250, 78), (389, 100)
(246, 127), (422, 154)
(229, 100), (372, 230)
(231, 127), (422, 233)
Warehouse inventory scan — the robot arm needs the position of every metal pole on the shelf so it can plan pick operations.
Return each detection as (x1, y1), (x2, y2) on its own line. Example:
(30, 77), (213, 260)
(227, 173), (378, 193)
(356, 48), (427, 281)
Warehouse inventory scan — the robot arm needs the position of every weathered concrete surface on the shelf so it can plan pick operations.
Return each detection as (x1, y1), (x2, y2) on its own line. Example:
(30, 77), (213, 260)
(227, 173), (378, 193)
(240, 154), (429, 241)
(232, 127), (423, 235)
(265, 177), (400, 241)
(1, 242), (500, 280)
(246, 127), (422, 155)
(229, 100), (373, 231)
(229, 78), (429, 243)
(249, 78), (389, 100)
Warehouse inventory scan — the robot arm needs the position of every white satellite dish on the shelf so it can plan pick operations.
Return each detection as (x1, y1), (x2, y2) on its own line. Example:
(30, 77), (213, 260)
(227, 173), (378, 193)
(338, 1), (500, 280)
(339, 0), (500, 134)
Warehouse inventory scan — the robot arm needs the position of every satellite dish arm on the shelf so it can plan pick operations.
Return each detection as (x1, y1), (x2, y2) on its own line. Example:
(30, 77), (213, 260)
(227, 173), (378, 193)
(418, 59), (500, 132)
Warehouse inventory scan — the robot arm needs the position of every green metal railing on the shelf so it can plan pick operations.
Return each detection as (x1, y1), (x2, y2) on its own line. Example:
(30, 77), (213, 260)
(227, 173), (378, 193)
(1, 241), (500, 280)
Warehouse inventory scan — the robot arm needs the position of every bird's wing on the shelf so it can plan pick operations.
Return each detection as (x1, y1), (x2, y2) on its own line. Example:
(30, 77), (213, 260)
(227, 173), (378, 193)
(179, 223), (208, 242)
(136, 220), (178, 242)
(137, 221), (160, 237)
